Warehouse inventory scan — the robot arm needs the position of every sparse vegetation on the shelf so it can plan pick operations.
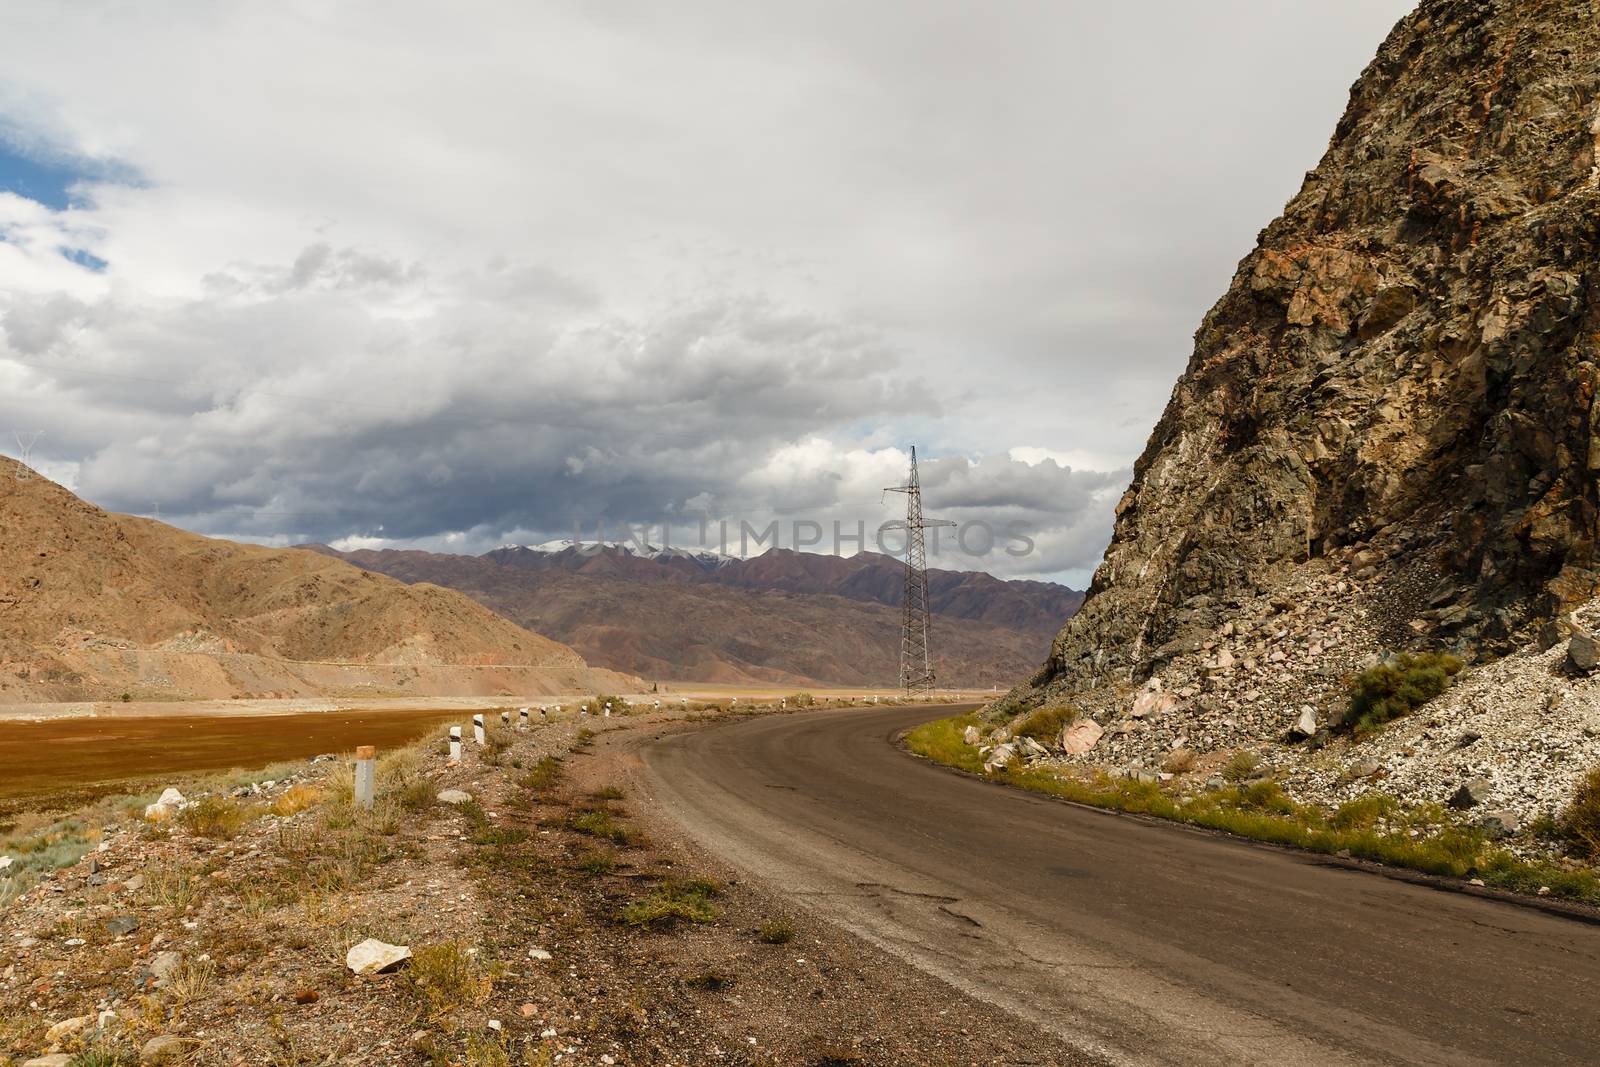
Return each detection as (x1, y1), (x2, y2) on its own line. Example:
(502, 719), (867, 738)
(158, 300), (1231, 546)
(1558, 766), (1600, 859)
(1015, 704), (1078, 742)
(591, 784), (625, 801)
(575, 846), (618, 874)
(904, 714), (1600, 905)
(569, 807), (635, 845)
(406, 939), (496, 1021)
(1161, 747), (1197, 774)
(1222, 750), (1262, 782)
(757, 918), (795, 944)
(1342, 652), (1463, 737)
(621, 877), (721, 928)
(518, 755), (562, 793)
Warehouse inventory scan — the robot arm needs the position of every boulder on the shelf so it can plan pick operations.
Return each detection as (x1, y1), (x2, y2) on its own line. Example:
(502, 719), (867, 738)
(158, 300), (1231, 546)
(1130, 690), (1178, 720)
(1059, 719), (1104, 755)
(104, 915), (140, 936)
(143, 787), (185, 819)
(962, 725), (981, 746)
(45, 1016), (90, 1043)
(1447, 778), (1493, 809)
(22, 1056), (72, 1067)
(1569, 630), (1599, 673)
(436, 789), (473, 805)
(1479, 811), (1521, 839)
(1287, 707), (1317, 741)
(346, 938), (411, 975)
(140, 1035), (200, 1065)
(149, 950), (182, 986)
(983, 744), (1017, 773)
(1018, 736), (1050, 759)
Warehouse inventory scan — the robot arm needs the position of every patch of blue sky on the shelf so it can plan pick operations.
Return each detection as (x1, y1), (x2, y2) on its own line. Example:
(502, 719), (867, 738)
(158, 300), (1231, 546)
(0, 136), (142, 211)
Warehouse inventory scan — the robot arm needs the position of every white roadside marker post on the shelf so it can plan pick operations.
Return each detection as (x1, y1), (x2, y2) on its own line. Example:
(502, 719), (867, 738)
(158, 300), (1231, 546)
(449, 726), (462, 762)
(473, 714), (485, 746)
(603, 702), (612, 718)
(781, 698), (786, 709)
(520, 707), (529, 729)
(353, 745), (376, 810)
(654, 699), (661, 711)
(501, 710), (510, 727)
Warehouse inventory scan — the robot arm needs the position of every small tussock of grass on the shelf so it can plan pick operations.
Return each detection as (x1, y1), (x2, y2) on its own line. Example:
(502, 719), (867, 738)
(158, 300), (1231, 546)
(569, 808), (636, 846)
(0, 816), (99, 903)
(791, 692), (815, 707)
(575, 846), (618, 875)
(591, 785), (625, 801)
(1222, 750), (1262, 782)
(905, 714), (1600, 905)
(407, 940), (497, 1021)
(176, 795), (259, 840)
(1015, 705), (1078, 743)
(685, 969), (734, 990)
(621, 878), (721, 928)
(757, 919), (794, 944)
(517, 755), (563, 794)
(1343, 652), (1463, 737)
(270, 783), (324, 817)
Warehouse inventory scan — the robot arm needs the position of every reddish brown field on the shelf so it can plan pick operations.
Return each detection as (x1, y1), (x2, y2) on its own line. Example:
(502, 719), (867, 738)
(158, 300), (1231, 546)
(0, 708), (463, 812)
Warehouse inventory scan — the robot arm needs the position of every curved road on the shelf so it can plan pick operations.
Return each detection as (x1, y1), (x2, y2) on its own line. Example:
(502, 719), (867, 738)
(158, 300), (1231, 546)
(634, 704), (1600, 1066)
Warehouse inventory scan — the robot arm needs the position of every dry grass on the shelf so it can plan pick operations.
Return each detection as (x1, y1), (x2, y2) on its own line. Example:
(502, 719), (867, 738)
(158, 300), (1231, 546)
(621, 878), (721, 928)
(406, 940), (496, 1021)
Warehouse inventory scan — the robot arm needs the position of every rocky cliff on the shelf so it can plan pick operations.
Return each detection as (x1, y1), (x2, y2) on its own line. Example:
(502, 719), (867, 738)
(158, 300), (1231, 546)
(1019, 0), (1600, 716)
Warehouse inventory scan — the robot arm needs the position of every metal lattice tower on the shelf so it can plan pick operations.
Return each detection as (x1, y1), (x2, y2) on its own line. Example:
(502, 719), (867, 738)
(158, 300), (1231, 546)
(883, 447), (955, 693)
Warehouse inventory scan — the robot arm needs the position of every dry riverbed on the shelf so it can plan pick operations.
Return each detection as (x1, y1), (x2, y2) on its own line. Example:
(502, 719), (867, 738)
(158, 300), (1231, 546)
(1, 698), (1068, 1066)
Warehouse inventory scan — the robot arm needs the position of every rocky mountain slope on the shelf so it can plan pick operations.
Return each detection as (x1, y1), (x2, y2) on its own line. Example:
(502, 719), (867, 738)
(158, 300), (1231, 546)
(998, 0), (1600, 819)
(0, 463), (633, 703)
(312, 545), (1068, 687)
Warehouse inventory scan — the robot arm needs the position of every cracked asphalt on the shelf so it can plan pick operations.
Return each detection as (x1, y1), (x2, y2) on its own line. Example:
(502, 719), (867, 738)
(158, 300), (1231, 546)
(632, 703), (1600, 1066)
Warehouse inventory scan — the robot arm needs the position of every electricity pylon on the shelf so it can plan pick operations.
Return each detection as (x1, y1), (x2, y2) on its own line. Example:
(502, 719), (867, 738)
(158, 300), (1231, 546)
(883, 446), (955, 693)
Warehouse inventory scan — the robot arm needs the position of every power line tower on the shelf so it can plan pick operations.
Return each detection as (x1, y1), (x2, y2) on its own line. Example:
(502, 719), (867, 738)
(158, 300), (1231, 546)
(884, 446), (955, 693)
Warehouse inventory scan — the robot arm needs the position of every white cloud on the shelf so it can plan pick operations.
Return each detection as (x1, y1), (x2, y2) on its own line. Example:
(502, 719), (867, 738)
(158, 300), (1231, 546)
(0, 0), (1413, 586)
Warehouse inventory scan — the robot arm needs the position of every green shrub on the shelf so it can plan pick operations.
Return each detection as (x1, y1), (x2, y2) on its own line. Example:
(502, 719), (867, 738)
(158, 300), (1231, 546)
(518, 756), (562, 793)
(757, 919), (795, 944)
(791, 692), (815, 707)
(569, 808), (634, 845)
(1560, 766), (1600, 859)
(1343, 652), (1463, 737)
(1015, 705), (1078, 743)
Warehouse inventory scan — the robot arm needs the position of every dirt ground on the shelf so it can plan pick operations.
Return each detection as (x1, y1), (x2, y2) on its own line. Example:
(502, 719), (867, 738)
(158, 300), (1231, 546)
(0, 700), (1075, 1066)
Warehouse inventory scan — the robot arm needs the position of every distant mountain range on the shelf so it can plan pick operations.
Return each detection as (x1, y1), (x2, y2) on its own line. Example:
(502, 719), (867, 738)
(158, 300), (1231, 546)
(309, 542), (1083, 688)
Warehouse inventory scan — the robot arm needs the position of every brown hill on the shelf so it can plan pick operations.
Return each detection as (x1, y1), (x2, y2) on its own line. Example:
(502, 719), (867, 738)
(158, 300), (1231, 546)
(0, 462), (632, 703)
(312, 545), (1061, 688)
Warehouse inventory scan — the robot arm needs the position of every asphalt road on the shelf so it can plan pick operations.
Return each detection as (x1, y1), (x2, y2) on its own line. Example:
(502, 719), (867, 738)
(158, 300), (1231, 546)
(635, 704), (1600, 1066)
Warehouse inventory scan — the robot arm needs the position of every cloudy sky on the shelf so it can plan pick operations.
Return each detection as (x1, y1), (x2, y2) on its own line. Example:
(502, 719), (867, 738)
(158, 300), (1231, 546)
(0, 1), (1411, 586)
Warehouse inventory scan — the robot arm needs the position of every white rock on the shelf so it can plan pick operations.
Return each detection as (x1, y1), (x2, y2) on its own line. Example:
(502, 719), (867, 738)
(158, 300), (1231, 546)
(45, 1015), (90, 1042)
(528, 947), (553, 961)
(0, 855), (12, 870)
(143, 787), (186, 819)
(436, 789), (473, 805)
(962, 725), (981, 745)
(22, 1056), (72, 1067)
(345, 938), (412, 975)
(1059, 719), (1104, 755)
(150, 950), (182, 986)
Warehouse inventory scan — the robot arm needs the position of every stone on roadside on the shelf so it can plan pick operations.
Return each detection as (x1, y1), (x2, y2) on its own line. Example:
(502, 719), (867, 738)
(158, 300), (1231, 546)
(1447, 778), (1493, 809)
(345, 938), (412, 975)
(1569, 629), (1599, 673)
(149, 950), (182, 986)
(1059, 719), (1104, 755)
(962, 725), (981, 746)
(528, 947), (553, 961)
(22, 1055), (72, 1067)
(1018, 736), (1050, 759)
(45, 1015), (91, 1043)
(436, 789), (473, 805)
(140, 1035), (199, 1065)
(1130, 689), (1178, 720)
(1479, 811), (1520, 839)
(104, 915), (139, 936)
(143, 787), (185, 819)
(1287, 707), (1317, 741)
(983, 744), (1017, 773)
